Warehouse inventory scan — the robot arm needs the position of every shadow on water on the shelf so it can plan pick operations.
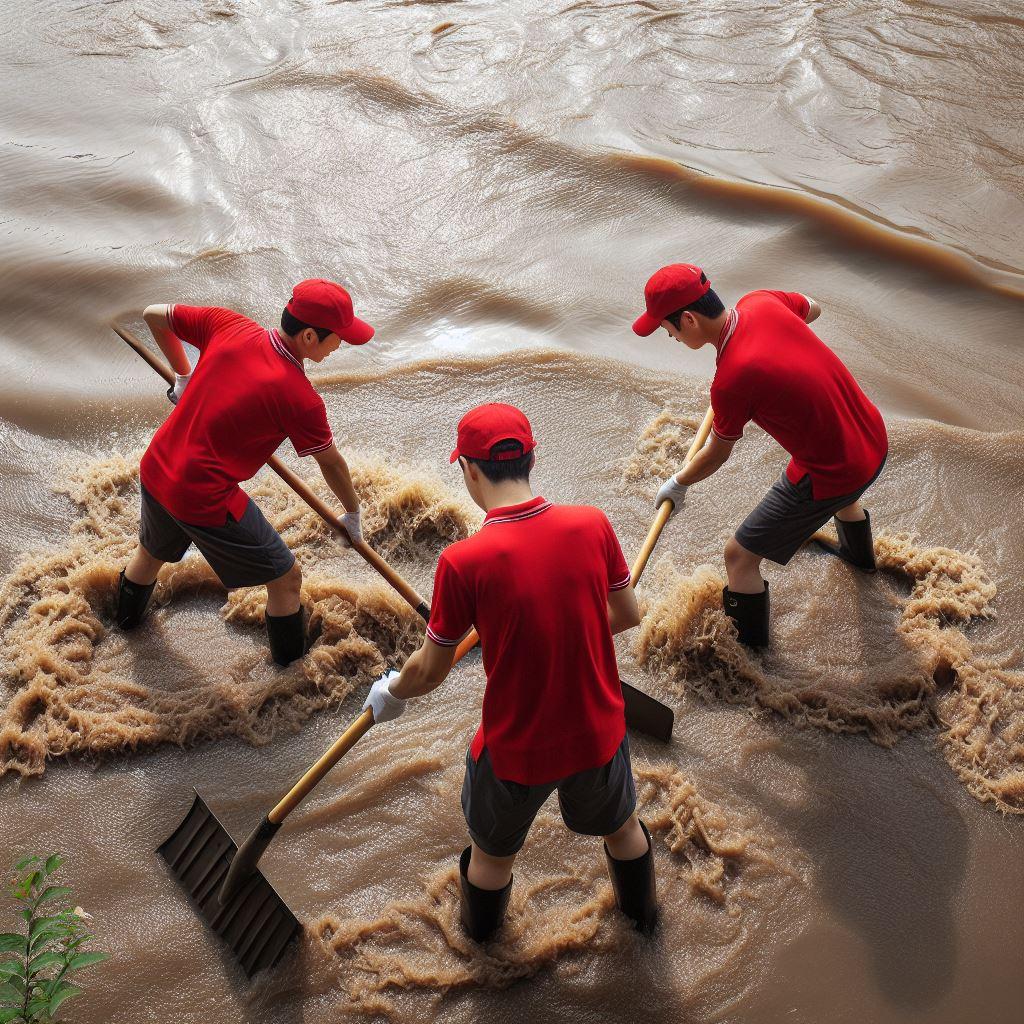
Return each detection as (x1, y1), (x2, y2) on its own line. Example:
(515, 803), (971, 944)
(732, 720), (966, 1012)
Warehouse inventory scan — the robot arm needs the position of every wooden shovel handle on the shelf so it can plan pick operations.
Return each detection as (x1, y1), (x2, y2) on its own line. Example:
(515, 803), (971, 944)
(112, 324), (431, 620)
(630, 404), (714, 586)
(269, 708), (375, 821)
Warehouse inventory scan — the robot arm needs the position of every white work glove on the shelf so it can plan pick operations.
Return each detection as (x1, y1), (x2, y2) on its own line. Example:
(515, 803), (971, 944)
(363, 670), (406, 724)
(166, 372), (192, 405)
(340, 510), (363, 547)
(655, 474), (689, 519)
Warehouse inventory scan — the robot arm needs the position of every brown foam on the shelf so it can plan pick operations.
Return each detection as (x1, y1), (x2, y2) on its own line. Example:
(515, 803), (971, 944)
(311, 766), (802, 1012)
(619, 407), (704, 488)
(0, 455), (475, 777)
(633, 532), (1024, 814)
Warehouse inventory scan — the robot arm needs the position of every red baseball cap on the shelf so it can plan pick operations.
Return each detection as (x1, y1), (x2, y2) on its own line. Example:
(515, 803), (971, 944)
(632, 264), (710, 336)
(286, 278), (375, 345)
(450, 403), (537, 464)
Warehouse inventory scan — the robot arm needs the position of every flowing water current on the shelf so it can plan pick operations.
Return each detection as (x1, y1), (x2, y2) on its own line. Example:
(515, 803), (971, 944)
(1, 2), (1022, 1022)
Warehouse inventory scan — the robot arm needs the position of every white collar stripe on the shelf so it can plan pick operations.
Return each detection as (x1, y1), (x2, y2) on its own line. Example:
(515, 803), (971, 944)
(268, 329), (304, 371)
(483, 501), (553, 527)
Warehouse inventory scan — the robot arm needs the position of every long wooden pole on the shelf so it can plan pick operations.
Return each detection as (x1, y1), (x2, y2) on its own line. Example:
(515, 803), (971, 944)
(112, 324), (431, 619)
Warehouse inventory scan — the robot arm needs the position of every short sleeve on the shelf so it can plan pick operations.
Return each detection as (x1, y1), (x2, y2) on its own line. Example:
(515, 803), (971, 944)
(759, 290), (810, 321)
(601, 514), (632, 591)
(710, 381), (750, 441)
(426, 552), (474, 646)
(285, 392), (334, 457)
(167, 305), (239, 352)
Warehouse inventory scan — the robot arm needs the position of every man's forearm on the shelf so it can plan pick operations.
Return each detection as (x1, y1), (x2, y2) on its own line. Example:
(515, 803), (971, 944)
(676, 445), (728, 485)
(390, 644), (448, 699)
(319, 458), (359, 514)
(143, 305), (191, 376)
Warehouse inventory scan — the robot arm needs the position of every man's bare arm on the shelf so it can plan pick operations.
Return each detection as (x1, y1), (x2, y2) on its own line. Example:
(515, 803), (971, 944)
(389, 638), (459, 699)
(311, 444), (359, 514)
(608, 586), (641, 635)
(143, 304), (191, 376)
(676, 432), (736, 485)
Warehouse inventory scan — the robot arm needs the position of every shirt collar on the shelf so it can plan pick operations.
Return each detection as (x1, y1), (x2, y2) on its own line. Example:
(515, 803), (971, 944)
(482, 495), (552, 527)
(715, 308), (740, 362)
(268, 328), (305, 372)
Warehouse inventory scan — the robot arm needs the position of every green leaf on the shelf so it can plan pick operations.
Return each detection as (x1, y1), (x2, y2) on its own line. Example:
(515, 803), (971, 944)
(0, 983), (20, 1004)
(32, 886), (72, 909)
(29, 917), (66, 940)
(49, 982), (83, 1016)
(0, 937), (25, 956)
(27, 951), (63, 976)
(26, 994), (50, 1016)
(0, 1008), (24, 1023)
(28, 928), (64, 954)
(13, 856), (38, 873)
(0, 974), (23, 996)
(66, 951), (109, 972)
(0, 963), (22, 982)
(43, 856), (62, 877)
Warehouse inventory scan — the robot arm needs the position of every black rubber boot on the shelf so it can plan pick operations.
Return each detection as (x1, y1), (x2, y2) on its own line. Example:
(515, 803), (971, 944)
(605, 820), (657, 934)
(722, 582), (770, 647)
(458, 846), (512, 943)
(833, 511), (876, 573)
(115, 570), (156, 630)
(265, 608), (306, 666)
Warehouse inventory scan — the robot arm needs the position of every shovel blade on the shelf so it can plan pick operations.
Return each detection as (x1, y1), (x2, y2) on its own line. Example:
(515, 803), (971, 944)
(157, 790), (300, 977)
(622, 680), (674, 742)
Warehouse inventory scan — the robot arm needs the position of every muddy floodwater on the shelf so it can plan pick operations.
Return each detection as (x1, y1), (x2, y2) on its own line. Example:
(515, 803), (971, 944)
(1, 2), (1022, 1022)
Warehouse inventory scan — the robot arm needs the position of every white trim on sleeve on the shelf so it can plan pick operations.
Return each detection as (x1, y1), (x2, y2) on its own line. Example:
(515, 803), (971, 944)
(426, 625), (461, 647)
(609, 572), (632, 592)
(295, 435), (334, 457)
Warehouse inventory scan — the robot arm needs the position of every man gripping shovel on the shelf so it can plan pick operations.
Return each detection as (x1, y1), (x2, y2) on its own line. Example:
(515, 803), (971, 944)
(633, 264), (888, 647)
(360, 403), (657, 941)
(117, 279), (372, 665)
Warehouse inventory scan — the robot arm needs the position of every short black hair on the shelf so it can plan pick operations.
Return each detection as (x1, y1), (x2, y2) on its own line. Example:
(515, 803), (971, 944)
(665, 283), (725, 329)
(281, 307), (333, 342)
(464, 439), (534, 483)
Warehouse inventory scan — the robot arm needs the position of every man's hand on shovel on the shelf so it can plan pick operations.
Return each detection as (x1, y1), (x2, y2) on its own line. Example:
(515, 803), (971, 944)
(654, 474), (689, 518)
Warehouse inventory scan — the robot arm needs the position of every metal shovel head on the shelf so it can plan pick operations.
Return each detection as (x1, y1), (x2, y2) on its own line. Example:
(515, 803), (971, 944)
(157, 790), (301, 977)
(622, 680), (674, 742)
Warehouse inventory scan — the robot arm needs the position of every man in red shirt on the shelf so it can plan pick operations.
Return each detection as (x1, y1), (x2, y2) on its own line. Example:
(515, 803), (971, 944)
(361, 403), (657, 941)
(116, 279), (373, 666)
(632, 264), (888, 646)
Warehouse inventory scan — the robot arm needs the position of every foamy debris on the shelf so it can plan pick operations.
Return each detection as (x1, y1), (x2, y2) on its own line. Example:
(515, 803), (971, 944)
(312, 767), (796, 1010)
(634, 532), (1024, 814)
(619, 407), (704, 487)
(0, 455), (476, 777)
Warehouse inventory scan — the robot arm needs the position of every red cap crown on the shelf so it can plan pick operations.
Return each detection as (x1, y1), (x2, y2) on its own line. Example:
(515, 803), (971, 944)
(286, 278), (375, 345)
(450, 403), (537, 464)
(632, 264), (710, 336)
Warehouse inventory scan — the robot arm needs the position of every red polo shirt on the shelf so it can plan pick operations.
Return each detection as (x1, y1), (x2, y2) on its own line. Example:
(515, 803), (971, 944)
(426, 497), (632, 785)
(139, 305), (333, 526)
(711, 290), (888, 499)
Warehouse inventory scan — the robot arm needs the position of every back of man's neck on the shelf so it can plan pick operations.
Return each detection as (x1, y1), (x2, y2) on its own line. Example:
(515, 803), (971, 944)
(482, 483), (535, 513)
(278, 329), (305, 364)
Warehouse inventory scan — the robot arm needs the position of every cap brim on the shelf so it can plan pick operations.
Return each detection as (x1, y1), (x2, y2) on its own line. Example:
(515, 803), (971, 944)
(632, 311), (661, 337)
(339, 316), (375, 345)
(449, 448), (461, 464)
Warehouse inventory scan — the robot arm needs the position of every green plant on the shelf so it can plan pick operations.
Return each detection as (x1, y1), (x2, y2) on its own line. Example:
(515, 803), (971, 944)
(0, 856), (109, 1024)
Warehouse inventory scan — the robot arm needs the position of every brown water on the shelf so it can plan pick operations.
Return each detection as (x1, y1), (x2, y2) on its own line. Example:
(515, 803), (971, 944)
(1, 2), (1023, 1022)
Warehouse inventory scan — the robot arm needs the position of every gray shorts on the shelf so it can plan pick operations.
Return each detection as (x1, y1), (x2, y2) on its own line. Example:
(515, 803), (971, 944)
(735, 457), (886, 566)
(461, 735), (637, 858)
(139, 485), (295, 589)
